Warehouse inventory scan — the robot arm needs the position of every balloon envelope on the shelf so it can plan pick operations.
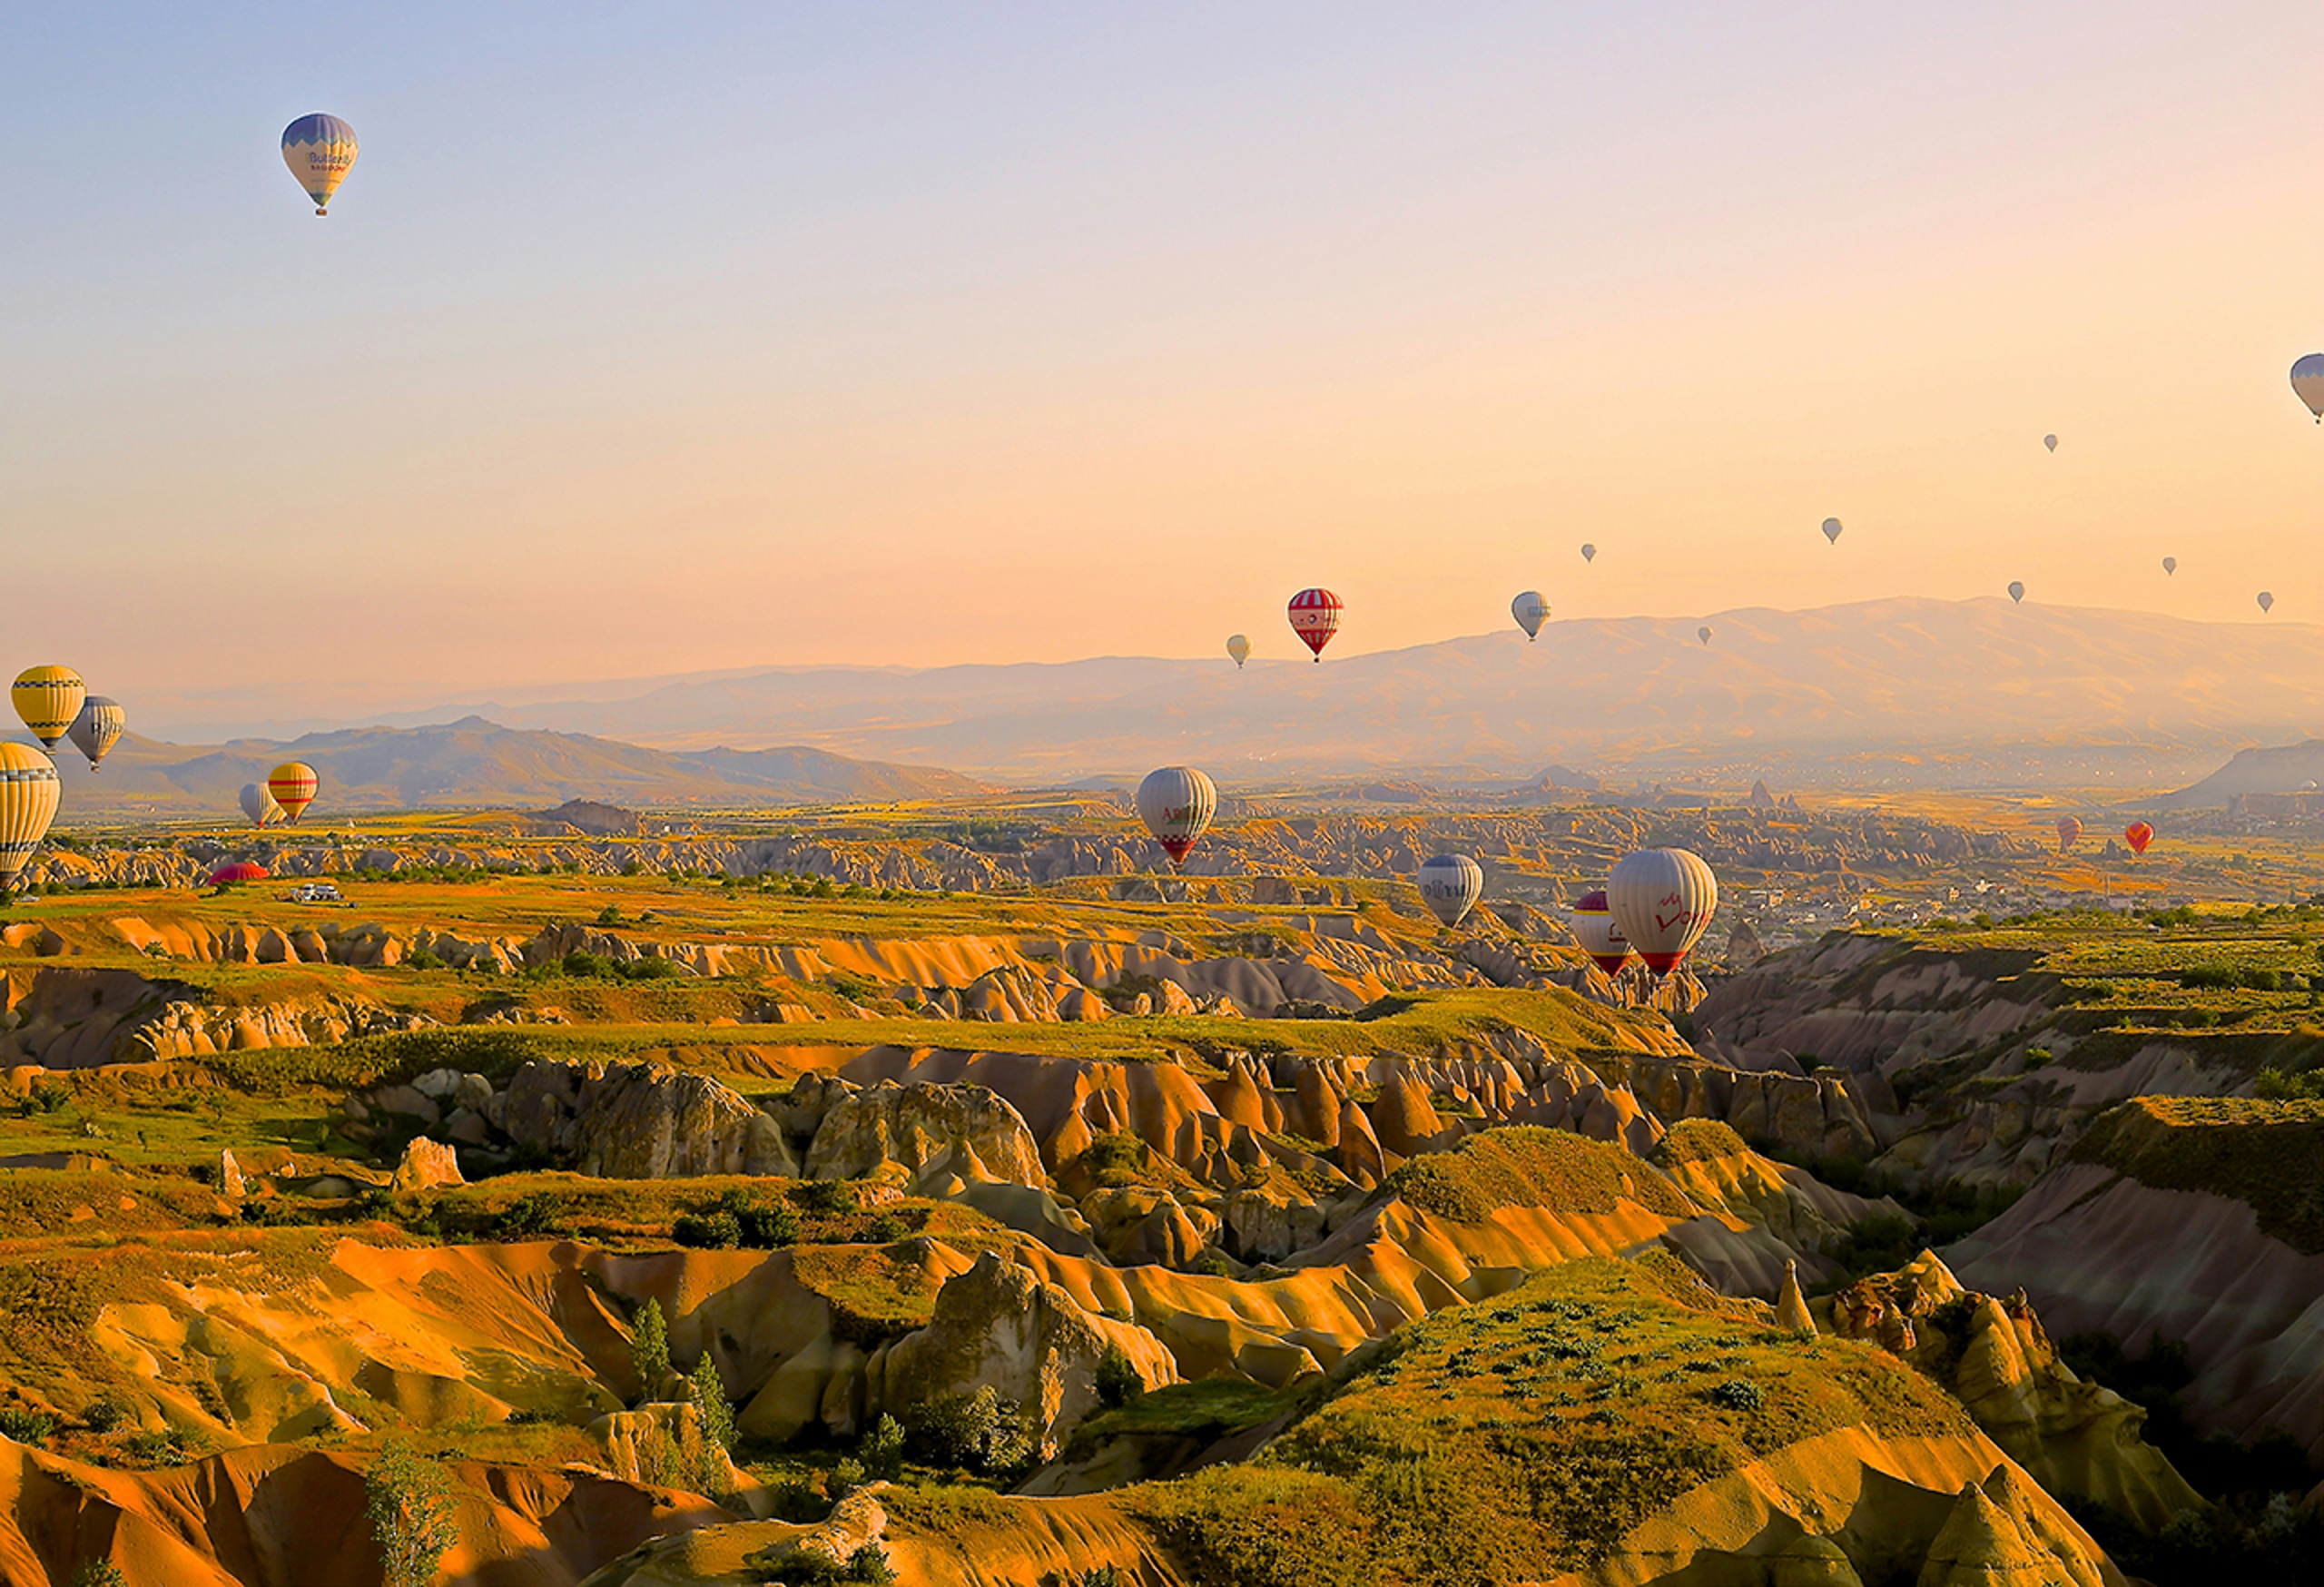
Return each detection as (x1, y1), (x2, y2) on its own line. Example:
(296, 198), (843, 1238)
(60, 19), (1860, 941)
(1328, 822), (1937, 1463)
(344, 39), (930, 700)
(1416, 853), (1484, 927)
(281, 113), (358, 213)
(1136, 766), (1217, 868)
(268, 762), (319, 823)
(66, 696), (123, 771)
(2007, 581), (2025, 604)
(1580, 544), (1597, 563)
(1286, 589), (1342, 660)
(2292, 354), (2324, 419)
(2162, 557), (2176, 576)
(2056, 816), (2083, 853)
(240, 783), (283, 828)
(1226, 635), (1251, 668)
(1697, 626), (1713, 646)
(0, 743), (60, 892)
(1608, 850), (1718, 975)
(207, 861), (271, 887)
(2258, 591), (2275, 613)
(1570, 889), (1630, 975)
(1821, 518), (1842, 544)
(12, 666), (84, 752)
(1511, 591), (1550, 640)
(2124, 822), (2154, 857)
(2043, 434), (2058, 452)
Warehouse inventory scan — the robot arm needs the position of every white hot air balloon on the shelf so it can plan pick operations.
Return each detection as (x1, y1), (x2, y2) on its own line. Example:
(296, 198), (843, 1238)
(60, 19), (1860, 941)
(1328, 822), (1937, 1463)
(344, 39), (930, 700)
(2293, 354), (2324, 421)
(1226, 634), (1252, 669)
(1607, 848), (1718, 977)
(67, 697), (124, 772)
(2259, 590), (2275, 614)
(2007, 581), (2025, 604)
(240, 782), (283, 829)
(2043, 434), (2058, 452)
(1821, 518), (1842, 545)
(1415, 853), (1483, 927)
(1569, 890), (1630, 975)
(1136, 766), (1216, 870)
(1580, 543), (1597, 563)
(1697, 626), (1714, 646)
(2162, 557), (2177, 576)
(1511, 591), (1550, 640)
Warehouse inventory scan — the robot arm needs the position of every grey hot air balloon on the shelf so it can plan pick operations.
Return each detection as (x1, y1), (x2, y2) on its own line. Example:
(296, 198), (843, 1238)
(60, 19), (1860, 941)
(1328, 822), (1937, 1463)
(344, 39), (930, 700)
(2293, 354), (2324, 421)
(239, 782), (283, 829)
(1821, 518), (1842, 545)
(1135, 765), (1216, 870)
(67, 697), (123, 772)
(2259, 590), (2275, 614)
(1511, 590), (1550, 640)
(2043, 434), (2058, 452)
(2007, 581), (2025, 604)
(1580, 543), (1596, 563)
(1416, 853), (1483, 928)
(1698, 626), (1713, 646)
(2162, 557), (2177, 576)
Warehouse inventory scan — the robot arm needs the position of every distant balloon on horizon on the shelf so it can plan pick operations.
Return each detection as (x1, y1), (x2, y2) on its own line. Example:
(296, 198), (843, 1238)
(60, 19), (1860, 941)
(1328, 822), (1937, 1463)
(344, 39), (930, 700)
(1821, 518), (1842, 545)
(2162, 557), (2177, 576)
(2007, 581), (2025, 604)
(2293, 354), (2324, 421)
(2043, 434), (2058, 452)
(1697, 626), (1713, 646)
(1286, 588), (1342, 661)
(2258, 590), (2275, 614)
(1511, 590), (1550, 640)
(1580, 543), (1597, 563)
(1226, 634), (1251, 669)
(2056, 815), (2083, 854)
(2124, 821), (2154, 857)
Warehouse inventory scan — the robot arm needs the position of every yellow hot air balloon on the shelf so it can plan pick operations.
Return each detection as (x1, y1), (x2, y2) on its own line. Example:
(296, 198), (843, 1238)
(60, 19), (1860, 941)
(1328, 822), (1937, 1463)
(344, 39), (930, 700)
(13, 667), (84, 753)
(0, 743), (61, 894)
(268, 761), (320, 823)
(1226, 635), (1252, 669)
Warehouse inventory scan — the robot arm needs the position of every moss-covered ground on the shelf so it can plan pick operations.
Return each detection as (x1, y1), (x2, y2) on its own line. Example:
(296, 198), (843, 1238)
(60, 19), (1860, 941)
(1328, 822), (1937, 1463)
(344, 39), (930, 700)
(2070, 1096), (2324, 1254)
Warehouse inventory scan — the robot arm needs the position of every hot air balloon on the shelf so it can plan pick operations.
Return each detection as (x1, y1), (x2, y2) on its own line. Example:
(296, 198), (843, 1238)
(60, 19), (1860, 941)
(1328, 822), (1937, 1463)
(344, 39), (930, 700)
(268, 762), (319, 823)
(1698, 626), (1713, 646)
(1580, 544), (1597, 563)
(67, 697), (123, 773)
(2124, 822), (2154, 857)
(240, 783), (283, 828)
(2043, 434), (2058, 452)
(281, 114), (358, 215)
(2162, 557), (2177, 576)
(1136, 766), (1216, 869)
(1226, 635), (1252, 669)
(206, 861), (271, 888)
(12, 667), (84, 754)
(2293, 354), (2324, 421)
(2258, 591), (2275, 614)
(1821, 518), (1842, 545)
(2055, 816), (2083, 854)
(0, 744), (60, 895)
(1608, 849), (1718, 976)
(1570, 890), (1630, 976)
(2007, 581), (2025, 604)
(1512, 591), (1550, 640)
(1286, 589), (1342, 661)
(1416, 853), (1483, 927)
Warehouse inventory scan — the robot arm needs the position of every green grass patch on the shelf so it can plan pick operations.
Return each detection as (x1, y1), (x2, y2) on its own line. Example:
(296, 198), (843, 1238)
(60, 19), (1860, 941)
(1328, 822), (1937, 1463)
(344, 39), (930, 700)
(1382, 1127), (1694, 1224)
(2070, 1097), (2324, 1254)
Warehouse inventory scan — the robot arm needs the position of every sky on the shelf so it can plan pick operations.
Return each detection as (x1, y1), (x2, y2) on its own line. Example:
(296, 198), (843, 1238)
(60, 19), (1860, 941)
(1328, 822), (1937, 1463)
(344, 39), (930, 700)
(5, 3), (2324, 725)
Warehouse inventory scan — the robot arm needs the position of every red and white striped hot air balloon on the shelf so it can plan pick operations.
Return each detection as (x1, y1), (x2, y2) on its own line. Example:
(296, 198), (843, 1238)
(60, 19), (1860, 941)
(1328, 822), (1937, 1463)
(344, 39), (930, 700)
(1136, 766), (1216, 870)
(1570, 890), (1630, 976)
(1286, 588), (1342, 661)
(1608, 849), (1718, 977)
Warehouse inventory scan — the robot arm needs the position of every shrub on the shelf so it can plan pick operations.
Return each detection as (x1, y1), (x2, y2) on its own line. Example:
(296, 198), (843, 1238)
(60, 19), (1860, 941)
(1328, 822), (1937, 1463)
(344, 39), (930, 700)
(673, 1210), (743, 1249)
(365, 1436), (458, 1587)
(70, 1565), (128, 1587)
(859, 1413), (905, 1482)
(1191, 1252), (1234, 1278)
(406, 951), (446, 971)
(82, 1399), (125, 1434)
(865, 1213), (908, 1244)
(26, 1081), (69, 1115)
(828, 1456), (865, 1495)
(1096, 1346), (1146, 1410)
(120, 1430), (182, 1464)
(596, 907), (622, 926)
(494, 1193), (565, 1240)
(0, 1408), (55, 1444)
(903, 1387), (1036, 1475)
(798, 1180), (854, 1216)
(631, 1299), (670, 1395)
(735, 1198), (798, 1247)
(1708, 1379), (1766, 1412)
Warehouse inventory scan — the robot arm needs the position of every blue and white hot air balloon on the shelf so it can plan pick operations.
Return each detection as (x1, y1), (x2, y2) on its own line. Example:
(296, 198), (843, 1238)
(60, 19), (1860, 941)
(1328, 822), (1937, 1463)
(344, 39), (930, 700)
(281, 114), (358, 215)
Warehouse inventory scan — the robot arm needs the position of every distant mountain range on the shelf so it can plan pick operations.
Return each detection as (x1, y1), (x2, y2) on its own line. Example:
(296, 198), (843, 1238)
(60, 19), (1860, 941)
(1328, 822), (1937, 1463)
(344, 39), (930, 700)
(54, 717), (990, 821)
(2153, 741), (2324, 809)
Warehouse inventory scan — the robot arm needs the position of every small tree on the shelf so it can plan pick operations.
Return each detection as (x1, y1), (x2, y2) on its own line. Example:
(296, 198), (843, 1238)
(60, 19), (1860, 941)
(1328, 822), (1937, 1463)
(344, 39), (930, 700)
(859, 1412), (906, 1482)
(631, 1298), (670, 1399)
(688, 1350), (734, 1454)
(71, 1564), (129, 1587)
(1095, 1346), (1145, 1409)
(365, 1436), (458, 1587)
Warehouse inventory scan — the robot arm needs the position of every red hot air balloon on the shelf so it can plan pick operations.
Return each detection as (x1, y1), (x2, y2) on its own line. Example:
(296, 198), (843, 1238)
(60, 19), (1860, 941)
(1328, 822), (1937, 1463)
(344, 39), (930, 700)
(2124, 822), (2154, 857)
(2055, 816), (2083, 854)
(206, 861), (271, 888)
(1569, 890), (1631, 975)
(1286, 588), (1343, 661)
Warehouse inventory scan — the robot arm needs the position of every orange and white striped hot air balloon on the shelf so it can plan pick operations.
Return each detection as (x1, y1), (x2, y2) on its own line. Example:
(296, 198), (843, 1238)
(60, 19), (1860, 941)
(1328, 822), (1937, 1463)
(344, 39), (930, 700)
(268, 762), (320, 823)
(0, 744), (60, 893)
(12, 666), (84, 753)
